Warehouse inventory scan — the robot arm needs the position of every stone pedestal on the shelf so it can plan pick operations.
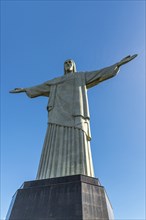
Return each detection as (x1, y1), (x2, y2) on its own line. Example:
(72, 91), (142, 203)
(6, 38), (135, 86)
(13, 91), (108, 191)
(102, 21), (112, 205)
(6, 175), (114, 220)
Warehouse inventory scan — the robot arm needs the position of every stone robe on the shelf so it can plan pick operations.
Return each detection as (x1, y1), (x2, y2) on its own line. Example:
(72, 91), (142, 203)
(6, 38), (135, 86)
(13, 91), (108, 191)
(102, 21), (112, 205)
(25, 64), (119, 179)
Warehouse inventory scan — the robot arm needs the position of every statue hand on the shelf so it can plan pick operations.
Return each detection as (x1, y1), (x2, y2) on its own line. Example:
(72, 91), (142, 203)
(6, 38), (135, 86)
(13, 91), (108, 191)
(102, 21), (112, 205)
(117, 54), (138, 67)
(9, 88), (25, 93)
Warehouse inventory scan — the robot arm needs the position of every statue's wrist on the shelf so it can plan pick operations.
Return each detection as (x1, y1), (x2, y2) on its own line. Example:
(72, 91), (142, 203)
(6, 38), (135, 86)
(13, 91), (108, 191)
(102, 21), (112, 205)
(115, 63), (120, 69)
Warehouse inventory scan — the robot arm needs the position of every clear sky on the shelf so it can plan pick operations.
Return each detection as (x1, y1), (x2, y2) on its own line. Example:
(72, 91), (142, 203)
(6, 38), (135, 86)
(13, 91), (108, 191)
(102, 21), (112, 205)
(1, 1), (145, 219)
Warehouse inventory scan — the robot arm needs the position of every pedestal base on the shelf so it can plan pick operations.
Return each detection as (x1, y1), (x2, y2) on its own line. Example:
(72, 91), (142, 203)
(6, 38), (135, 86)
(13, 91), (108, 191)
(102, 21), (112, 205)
(6, 175), (114, 220)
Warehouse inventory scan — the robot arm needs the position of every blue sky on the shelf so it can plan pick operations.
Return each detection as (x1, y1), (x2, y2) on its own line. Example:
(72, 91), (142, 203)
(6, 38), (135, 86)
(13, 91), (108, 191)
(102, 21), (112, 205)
(1, 1), (145, 219)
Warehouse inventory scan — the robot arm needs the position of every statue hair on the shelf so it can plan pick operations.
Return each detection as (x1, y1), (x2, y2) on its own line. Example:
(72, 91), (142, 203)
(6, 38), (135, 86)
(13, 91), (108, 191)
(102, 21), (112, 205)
(64, 59), (77, 74)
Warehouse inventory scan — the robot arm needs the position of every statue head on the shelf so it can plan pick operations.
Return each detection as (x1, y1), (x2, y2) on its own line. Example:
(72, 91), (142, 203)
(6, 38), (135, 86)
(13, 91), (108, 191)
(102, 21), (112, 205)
(64, 59), (77, 74)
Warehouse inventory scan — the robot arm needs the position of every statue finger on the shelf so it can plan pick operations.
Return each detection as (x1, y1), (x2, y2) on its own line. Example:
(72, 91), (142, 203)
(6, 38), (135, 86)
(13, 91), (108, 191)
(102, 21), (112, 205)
(9, 89), (17, 93)
(129, 54), (138, 60)
(121, 55), (131, 61)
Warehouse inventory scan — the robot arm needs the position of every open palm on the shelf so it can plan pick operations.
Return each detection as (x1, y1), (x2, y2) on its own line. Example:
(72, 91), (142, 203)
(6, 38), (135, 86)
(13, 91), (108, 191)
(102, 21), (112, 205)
(117, 54), (138, 67)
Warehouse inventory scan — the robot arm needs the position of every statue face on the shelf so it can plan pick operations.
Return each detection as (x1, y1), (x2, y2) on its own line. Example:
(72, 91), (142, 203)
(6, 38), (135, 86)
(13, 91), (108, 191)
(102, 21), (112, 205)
(64, 60), (74, 73)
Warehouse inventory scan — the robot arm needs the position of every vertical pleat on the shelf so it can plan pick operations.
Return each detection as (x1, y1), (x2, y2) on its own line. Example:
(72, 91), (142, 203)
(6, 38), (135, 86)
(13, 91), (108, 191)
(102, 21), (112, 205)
(62, 127), (66, 176)
(36, 125), (52, 179)
(77, 128), (82, 174)
(36, 124), (95, 180)
(56, 126), (64, 177)
(84, 132), (90, 176)
(87, 137), (94, 177)
(84, 131), (94, 177)
(66, 127), (70, 176)
(43, 124), (54, 177)
(70, 128), (74, 175)
(44, 124), (56, 178)
(74, 128), (78, 174)
(81, 130), (86, 175)
(49, 125), (59, 177)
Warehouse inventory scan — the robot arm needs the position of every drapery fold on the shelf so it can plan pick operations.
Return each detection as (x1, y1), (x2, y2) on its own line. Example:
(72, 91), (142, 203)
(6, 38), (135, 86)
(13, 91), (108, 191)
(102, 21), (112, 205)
(36, 123), (94, 179)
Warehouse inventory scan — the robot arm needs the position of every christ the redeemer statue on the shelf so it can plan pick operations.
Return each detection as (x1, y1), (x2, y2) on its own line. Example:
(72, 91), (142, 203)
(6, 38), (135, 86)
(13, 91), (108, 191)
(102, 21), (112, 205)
(10, 55), (137, 180)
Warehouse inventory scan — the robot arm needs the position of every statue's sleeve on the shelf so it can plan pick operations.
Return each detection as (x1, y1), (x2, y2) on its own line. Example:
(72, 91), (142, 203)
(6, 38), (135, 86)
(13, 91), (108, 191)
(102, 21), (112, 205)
(25, 82), (51, 98)
(85, 64), (119, 89)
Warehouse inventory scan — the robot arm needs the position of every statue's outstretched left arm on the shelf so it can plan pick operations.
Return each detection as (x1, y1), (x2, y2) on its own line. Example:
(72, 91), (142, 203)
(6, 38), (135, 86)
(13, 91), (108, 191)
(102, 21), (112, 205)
(85, 54), (138, 89)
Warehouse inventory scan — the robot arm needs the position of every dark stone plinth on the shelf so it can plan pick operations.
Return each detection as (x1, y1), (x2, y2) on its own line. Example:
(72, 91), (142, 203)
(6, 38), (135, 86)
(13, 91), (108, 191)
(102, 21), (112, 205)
(6, 175), (114, 220)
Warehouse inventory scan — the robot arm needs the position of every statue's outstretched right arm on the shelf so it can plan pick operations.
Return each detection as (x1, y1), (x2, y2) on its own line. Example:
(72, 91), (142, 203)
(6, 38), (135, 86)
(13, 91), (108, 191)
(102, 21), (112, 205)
(9, 82), (51, 98)
(9, 88), (26, 93)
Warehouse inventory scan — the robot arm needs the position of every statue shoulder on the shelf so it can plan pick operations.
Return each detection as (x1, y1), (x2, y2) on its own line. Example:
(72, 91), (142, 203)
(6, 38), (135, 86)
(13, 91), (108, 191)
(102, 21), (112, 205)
(45, 72), (86, 85)
(45, 75), (63, 85)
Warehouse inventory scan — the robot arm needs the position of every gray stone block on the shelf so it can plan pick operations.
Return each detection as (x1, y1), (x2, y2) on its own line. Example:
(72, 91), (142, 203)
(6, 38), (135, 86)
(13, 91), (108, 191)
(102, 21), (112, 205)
(6, 175), (114, 220)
